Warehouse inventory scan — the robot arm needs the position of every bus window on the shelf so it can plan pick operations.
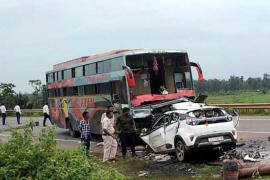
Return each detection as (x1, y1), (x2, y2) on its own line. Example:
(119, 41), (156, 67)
(96, 83), (111, 94)
(75, 66), (83, 77)
(63, 87), (67, 96)
(97, 61), (104, 74)
(111, 57), (123, 71)
(48, 73), (54, 83)
(85, 63), (96, 76)
(78, 86), (84, 96)
(67, 87), (73, 96)
(63, 69), (72, 80)
(48, 89), (55, 97)
(57, 71), (62, 81)
(84, 84), (96, 95)
(73, 87), (78, 96)
(126, 53), (193, 95)
(104, 61), (112, 72)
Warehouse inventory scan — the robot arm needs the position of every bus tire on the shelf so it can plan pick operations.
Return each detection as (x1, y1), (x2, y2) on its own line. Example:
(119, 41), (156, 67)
(69, 123), (80, 138)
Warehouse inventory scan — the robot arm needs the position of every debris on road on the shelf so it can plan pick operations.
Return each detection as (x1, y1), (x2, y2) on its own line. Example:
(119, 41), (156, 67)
(137, 171), (150, 177)
(243, 155), (260, 162)
(144, 153), (172, 162)
(220, 140), (270, 163)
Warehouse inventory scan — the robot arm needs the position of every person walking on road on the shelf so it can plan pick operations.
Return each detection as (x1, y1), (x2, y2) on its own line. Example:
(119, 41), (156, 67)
(43, 103), (52, 126)
(116, 107), (137, 158)
(14, 105), (21, 124)
(79, 111), (92, 156)
(0, 104), (7, 125)
(101, 110), (118, 163)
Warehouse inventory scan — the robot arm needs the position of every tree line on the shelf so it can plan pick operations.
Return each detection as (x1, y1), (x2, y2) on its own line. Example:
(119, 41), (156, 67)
(0, 74), (269, 109)
(194, 74), (270, 94)
(0, 80), (47, 109)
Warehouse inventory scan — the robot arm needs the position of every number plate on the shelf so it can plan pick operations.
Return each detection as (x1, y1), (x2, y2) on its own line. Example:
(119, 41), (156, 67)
(208, 136), (224, 142)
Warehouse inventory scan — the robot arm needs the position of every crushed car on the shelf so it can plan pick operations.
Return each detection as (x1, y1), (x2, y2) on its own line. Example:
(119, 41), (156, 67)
(136, 99), (239, 162)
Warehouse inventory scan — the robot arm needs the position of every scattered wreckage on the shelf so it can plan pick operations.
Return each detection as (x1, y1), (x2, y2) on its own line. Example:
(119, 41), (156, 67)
(132, 96), (240, 162)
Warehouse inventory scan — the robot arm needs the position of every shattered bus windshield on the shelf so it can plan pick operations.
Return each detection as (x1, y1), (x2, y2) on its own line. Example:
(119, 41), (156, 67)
(126, 53), (195, 106)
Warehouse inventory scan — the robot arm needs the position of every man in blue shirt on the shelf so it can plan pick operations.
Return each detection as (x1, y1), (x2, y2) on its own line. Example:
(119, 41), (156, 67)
(79, 111), (91, 156)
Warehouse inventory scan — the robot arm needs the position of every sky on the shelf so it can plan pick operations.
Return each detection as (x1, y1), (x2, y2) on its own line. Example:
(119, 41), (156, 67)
(0, 0), (269, 92)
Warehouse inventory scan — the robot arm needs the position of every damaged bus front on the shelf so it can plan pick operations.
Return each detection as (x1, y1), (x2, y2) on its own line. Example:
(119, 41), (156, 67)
(124, 50), (204, 132)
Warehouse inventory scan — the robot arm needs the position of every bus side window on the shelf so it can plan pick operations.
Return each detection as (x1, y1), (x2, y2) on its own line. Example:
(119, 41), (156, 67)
(84, 85), (96, 95)
(96, 83), (111, 94)
(85, 64), (97, 76)
(73, 87), (78, 96)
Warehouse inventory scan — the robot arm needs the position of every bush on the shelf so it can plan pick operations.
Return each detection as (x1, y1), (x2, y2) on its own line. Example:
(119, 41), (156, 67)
(0, 124), (125, 180)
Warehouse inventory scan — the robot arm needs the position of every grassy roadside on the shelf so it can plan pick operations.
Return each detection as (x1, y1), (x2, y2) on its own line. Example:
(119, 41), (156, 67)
(205, 91), (270, 116)
(206, 91), (270, 104)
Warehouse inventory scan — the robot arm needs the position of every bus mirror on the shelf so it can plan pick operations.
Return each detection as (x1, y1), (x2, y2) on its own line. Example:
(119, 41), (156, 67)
(190, 62), (204, 82)
(123, 65), (136, 88)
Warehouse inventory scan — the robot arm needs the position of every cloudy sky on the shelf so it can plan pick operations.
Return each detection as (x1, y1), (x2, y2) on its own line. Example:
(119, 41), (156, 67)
(1, 0), (269, 92)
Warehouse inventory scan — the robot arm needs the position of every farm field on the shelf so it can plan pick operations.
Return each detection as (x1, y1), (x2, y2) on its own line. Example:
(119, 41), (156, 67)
(206, 91), (270, 104)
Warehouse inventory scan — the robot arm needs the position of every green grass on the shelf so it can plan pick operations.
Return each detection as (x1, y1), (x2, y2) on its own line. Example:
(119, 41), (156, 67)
(206, 91), (270, 104)
(205, 91), (270, 115)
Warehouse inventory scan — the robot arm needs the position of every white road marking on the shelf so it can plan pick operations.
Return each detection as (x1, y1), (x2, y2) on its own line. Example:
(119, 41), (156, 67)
(240, 119), (270, 121)
(238, 131), (270, 134)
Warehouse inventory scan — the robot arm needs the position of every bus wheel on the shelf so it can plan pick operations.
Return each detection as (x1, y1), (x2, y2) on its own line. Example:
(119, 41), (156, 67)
(69, 123), (80, 138)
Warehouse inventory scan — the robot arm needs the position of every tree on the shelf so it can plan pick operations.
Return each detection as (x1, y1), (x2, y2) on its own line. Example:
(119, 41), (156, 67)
(0, 83), (16, 108)
(28, 80), (47, 108)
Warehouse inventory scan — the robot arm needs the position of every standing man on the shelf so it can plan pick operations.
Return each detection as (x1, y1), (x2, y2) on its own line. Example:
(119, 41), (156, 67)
(79, 111), (91, 156)
(116, 107), (137, 158)
(14, 105), (21, 124)
(43, 103), (52, 126)
(101, 110), (118, 163)
(101, 105), (114, 122)
(0, 104), (7, 125)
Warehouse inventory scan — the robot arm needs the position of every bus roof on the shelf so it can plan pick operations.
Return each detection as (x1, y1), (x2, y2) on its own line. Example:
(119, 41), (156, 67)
(52, 49), (187, 72)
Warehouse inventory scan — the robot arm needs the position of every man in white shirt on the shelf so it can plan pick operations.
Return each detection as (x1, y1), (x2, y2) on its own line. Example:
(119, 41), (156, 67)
(43, 103), (52, 126)
(101, 110), (118, 163)
(0, 104), (7, 125)
(14, 105), (21, 124)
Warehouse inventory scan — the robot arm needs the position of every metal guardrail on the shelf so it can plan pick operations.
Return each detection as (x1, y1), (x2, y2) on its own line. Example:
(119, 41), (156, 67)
(210, 103), (270, 109)
(6, 109), (43, 113)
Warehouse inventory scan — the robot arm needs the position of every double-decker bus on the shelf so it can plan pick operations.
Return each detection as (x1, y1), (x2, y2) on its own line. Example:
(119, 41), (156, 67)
(46, 49), (203, 137)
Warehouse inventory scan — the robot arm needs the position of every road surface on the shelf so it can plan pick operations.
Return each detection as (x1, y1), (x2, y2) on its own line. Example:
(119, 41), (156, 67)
(0, 116), (269, 148)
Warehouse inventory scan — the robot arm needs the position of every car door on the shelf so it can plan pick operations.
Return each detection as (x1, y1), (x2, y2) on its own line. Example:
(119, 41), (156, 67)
(140, 116), (168, 152)
(164, 112), (182, 149)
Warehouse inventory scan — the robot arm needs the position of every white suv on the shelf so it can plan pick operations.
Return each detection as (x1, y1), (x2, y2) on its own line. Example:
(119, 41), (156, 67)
(140, 101), (239, 162)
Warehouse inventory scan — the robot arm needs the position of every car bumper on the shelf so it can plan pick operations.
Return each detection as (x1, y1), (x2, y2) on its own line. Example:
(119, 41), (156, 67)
(186, 132), (237, 150)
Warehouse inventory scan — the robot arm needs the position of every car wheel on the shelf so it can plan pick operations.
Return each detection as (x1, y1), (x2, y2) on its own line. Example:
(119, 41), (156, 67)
(175, 140), (186, 162)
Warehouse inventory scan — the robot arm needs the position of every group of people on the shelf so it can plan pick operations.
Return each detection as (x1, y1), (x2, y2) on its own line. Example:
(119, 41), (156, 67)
(0, 104), (22, 125)
(80, 105), (137, 163)
(0, 103), (52, 127)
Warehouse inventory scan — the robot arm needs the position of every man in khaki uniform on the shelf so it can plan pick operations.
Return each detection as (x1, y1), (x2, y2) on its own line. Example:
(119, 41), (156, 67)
(101, 110), (118, 162)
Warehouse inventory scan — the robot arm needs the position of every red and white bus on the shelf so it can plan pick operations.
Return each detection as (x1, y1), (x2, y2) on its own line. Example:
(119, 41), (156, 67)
(46, 49), (203, 136)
